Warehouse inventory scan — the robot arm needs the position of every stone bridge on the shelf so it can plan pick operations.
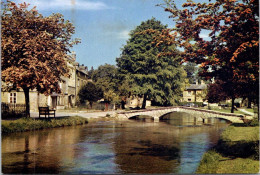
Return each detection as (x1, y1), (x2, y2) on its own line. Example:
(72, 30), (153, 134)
(117, 106), (252, 123)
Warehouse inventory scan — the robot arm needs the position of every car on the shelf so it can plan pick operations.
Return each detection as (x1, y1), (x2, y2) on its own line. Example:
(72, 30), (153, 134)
(183, 103), (195, 107)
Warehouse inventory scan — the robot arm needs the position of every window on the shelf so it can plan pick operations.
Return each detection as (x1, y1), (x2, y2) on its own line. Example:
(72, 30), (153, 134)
(10, 92), (17, 104)
(188, 91), (192, 95)
(188, 98), (191, 102)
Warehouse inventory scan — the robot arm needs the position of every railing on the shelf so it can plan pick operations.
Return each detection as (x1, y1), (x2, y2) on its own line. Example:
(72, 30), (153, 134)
(1, 102), (26, 118)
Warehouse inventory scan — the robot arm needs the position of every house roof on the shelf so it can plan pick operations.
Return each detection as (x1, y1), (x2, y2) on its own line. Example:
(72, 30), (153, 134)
(186, 84), (207, 90)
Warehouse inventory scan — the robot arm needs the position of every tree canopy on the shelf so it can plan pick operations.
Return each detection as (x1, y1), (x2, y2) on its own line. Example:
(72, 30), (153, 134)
(91, 64), (119, 103)
(77, 81), (103, 108)
(116, 18), (186, 108)
(156, 0), (259, 112)
(1, 1), (80, 116)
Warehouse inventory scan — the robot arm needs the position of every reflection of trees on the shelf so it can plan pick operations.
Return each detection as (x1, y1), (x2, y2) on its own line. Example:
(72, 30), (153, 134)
(112, 122), (181, 174)
(2, 126), (84, 174)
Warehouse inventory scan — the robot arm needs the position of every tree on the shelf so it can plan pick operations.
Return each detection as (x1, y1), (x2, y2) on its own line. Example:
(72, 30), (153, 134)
(116, 18), (186, 108)
(207, 80), (230, 103)
(77, 81), (103, 108)
(183, 62), (199, 84)
(91, 64), (119, 109)
(91, 64), (117, 93)
(157, 0), (259, 112)
(1, 1), (80, 117)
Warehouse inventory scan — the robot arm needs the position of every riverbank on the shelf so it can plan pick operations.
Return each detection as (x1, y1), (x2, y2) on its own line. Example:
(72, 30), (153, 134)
(196, 119), (259, 174)
(2, 116), (88, 134)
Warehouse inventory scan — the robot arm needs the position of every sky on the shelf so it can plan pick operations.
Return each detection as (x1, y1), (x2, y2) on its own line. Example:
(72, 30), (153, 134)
(10, 0), (204, 69)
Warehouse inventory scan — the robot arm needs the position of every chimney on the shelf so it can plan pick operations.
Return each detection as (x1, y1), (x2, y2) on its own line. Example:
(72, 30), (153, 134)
(196, 80), (198, 85)
(201, 80), (204, 84)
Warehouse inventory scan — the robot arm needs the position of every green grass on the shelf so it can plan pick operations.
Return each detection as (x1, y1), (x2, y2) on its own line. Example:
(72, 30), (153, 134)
(207, 107), (246, 115)
(241, 107), (254, 113)
(221, 125), (259, 142)
(196, 125), (259, 174)
(2, 116), (88, 134)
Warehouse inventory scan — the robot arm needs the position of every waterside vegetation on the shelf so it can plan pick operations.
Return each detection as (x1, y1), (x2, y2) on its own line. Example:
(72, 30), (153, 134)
(2, 116), (88, 134)
(196, 118), (259, 174)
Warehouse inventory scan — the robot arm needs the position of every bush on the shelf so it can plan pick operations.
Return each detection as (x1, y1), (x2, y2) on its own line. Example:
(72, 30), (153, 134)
(2, 116), (88, 134)
(247, 118), (259, 127)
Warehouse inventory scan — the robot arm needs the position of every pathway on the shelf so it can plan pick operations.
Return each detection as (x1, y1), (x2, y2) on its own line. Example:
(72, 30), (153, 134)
(30, 110), (123, 119)
(237, 108), (254, 116)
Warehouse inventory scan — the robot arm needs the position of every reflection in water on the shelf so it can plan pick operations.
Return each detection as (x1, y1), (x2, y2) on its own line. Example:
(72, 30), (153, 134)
(2, 112), (229, 174)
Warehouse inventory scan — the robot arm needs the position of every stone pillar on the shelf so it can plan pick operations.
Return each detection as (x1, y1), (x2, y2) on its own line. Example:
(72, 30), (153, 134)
(153, 117), (159, 122)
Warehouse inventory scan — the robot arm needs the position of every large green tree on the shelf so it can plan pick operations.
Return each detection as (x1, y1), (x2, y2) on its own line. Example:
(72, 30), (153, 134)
(77, 81), (103, 108)
(1, 1), (80, 117)
(157, 0), (259, 112)
(116, 18), (186, 108)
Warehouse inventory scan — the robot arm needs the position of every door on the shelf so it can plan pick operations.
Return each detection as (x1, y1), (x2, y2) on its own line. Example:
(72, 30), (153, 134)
(51, 96), (57, 109)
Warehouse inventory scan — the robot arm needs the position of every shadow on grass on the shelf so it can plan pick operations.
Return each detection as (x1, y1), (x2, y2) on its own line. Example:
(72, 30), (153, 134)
(215, 140), (259, 160)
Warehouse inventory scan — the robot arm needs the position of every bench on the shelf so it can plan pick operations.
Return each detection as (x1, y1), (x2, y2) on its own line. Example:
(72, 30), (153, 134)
(39, 107), (56, 118)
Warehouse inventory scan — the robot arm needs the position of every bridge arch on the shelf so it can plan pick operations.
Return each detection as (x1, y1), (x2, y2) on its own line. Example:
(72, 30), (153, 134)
(128, 115), (155, 120)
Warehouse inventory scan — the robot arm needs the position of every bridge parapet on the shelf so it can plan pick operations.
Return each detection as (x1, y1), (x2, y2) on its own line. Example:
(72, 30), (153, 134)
(117, 106), (250, 123)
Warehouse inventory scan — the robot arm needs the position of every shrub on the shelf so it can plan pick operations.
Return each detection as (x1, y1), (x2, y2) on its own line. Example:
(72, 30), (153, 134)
(247, 118), (259, 127)
(2, 116), (88, 134)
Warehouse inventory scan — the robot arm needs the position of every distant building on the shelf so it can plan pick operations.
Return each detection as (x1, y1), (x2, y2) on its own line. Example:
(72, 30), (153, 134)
(182, 80), (207, 103)
(125, 95), (151, 109)
(1, 53), (90, 111)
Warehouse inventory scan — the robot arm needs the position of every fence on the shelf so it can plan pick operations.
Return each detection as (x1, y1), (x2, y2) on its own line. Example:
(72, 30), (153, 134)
(1, 103), (26, 119)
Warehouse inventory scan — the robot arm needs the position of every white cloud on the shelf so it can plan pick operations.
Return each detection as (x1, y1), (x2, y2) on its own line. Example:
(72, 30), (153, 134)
(16, 0), (113, 11)
(117, 30), (130, 40)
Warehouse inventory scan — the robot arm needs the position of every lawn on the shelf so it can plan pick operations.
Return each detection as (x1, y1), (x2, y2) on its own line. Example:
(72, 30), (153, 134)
(2, 116), (88, 134)
(199, 106), (251, 115)
(196, 120), (259, 174)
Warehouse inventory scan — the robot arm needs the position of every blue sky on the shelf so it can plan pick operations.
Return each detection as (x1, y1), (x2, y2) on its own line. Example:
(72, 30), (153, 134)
(12, 0), (200, 69)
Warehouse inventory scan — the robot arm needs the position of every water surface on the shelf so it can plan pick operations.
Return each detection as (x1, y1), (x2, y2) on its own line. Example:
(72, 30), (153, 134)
(2, 112), (229, 174)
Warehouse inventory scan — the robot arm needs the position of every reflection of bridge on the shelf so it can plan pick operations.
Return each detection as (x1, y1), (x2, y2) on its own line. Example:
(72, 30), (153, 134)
(117, 106), (252, 123)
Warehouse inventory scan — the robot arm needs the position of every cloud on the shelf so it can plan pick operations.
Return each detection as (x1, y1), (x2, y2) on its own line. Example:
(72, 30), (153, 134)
(16, 0), (113, 11)
(117, 30), (130, 39)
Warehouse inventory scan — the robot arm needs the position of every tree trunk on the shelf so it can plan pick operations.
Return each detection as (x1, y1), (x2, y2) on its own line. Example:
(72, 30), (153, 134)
(23, 87), (30, 117)
(231, 96), (235, 113)
(105, 102), (108, 111)
(121, 100), (125, 109)
(90, 101), (93, 109)
(141, 93), (147, 109)
(247, 96), (252, 108)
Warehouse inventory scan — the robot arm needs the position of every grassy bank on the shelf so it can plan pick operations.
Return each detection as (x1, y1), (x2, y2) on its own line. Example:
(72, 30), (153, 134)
(2, 116), (88, 134)
(196, 119), (259, 174)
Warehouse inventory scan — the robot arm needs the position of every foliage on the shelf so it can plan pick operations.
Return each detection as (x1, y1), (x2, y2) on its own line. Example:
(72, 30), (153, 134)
(183, 62), (199, 84)
(157, 0), (259, 111)
(2, 116), (88, 134)
(247, 118), (259, 127)
(77, 81), (103, 107)
(207, 80), (230, 103)
(1, 1), (80, 117)
(116, 18), (186, 107)
(91, 64), (119, 102)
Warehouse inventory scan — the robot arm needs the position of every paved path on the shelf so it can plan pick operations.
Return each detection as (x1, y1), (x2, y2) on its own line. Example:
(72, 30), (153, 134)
(30, 110), (123, 119)
(237, 108), (254, 116)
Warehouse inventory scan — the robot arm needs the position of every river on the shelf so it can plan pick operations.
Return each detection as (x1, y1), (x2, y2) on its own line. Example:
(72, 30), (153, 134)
(2, 112), (229, 174)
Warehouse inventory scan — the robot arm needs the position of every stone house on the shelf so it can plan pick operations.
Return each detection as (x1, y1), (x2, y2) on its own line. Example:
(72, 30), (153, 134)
(182, 80), (207, 103)
(1, 53), (90, 111)
(125, 95), (151, 109)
